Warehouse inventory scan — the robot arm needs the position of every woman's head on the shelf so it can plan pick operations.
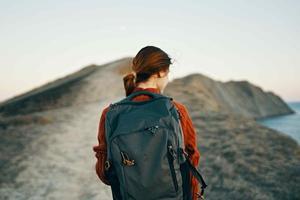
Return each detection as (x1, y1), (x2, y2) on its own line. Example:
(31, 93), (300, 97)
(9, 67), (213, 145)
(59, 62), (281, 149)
(123, 46), (173, 96)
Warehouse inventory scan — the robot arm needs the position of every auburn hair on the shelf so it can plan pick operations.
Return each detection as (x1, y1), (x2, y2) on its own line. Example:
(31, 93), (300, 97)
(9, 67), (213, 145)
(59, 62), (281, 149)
(123, 46), (173, 96)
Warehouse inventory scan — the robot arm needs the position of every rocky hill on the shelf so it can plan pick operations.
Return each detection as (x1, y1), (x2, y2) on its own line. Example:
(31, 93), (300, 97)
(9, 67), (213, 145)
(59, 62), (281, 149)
(164, 73), (294, 119)
(0, 57), (299, 200)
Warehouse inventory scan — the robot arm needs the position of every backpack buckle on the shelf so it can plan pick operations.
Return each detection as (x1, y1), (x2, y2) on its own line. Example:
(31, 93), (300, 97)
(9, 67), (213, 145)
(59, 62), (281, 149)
(196, 192), (205, 200)
(176, 109), (182, 119)
(109, 103), (118, 110)
(105, 160), (111, 171)
(168, 145), (177, 160)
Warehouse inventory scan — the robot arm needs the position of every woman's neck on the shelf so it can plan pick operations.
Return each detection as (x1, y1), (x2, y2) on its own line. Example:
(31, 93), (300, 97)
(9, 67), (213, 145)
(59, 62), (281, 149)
(136, 82), (157, 89)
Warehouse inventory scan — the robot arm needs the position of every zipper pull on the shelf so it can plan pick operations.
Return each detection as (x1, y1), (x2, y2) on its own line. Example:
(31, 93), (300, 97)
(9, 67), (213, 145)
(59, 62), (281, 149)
(120, 151), (135, 166)
(146, 125), (159, 134)
(168, 145), (177, 160)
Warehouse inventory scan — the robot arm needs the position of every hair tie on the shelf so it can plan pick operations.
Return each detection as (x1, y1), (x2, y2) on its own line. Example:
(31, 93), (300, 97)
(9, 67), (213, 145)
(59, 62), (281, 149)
(131, 71), (137, 78)
(130, 71), (136, 82)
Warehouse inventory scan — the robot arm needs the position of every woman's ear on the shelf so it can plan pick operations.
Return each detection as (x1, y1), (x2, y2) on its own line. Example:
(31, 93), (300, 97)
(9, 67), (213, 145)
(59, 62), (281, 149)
(157, 70), (168, 78)
(157, 72), (161, 78)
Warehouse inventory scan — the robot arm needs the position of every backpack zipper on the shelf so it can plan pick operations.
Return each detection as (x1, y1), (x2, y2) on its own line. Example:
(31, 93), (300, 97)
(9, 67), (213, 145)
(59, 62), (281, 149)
(145, 125), (160, 134)
(109, 125), (169, 143)
(167, 143), (179, 192)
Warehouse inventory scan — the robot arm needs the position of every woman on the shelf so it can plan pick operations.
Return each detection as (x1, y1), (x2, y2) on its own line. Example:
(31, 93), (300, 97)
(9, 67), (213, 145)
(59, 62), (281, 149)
(93, 46), (201, 200)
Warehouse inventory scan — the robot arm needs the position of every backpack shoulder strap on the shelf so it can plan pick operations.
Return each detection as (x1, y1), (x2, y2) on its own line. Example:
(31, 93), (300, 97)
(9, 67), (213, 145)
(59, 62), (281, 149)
(171, 101), (208, 198)
(170, 101), (185, 151)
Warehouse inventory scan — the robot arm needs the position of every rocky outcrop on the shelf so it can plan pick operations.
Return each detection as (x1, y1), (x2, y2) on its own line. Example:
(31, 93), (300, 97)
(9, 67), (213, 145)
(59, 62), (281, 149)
(164, 73), (294, 119)
(0, 57), (299, 200)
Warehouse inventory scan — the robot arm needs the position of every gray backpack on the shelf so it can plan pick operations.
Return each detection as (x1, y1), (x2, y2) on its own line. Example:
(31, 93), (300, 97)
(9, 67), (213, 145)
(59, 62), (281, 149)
(103, 90), (207, 200)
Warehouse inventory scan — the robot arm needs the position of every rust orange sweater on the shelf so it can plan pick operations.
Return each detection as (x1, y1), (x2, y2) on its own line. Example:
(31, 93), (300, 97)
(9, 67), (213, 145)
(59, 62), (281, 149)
(93, 87), (201, 200)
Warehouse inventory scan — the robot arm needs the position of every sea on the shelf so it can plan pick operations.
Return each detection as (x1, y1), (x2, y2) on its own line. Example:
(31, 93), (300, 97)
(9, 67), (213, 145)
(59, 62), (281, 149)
(258, 102), (300, 144)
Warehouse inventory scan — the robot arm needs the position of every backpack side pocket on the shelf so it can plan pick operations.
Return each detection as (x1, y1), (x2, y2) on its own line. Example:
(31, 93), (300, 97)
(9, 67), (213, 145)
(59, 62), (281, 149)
(104, 162), (122, 200)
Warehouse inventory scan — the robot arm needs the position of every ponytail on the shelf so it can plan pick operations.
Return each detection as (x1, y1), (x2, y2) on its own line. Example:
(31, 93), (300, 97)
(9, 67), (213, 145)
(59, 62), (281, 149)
(123, 72), (136, 97)
(123, 46), (172, 97)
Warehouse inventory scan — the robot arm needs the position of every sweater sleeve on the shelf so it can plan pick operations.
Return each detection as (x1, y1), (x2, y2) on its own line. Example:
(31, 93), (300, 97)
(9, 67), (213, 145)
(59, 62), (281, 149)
(92, 106), (111, 185)
(173, 101), (201, 200)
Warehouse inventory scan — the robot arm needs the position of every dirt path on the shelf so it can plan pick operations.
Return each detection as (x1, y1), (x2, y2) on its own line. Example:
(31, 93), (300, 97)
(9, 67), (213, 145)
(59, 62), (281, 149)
(0, 98), (122, 199)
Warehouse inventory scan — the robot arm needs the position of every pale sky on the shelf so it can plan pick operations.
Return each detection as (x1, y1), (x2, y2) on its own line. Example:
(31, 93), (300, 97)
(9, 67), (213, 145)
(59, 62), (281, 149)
(1, 0), (299, 102)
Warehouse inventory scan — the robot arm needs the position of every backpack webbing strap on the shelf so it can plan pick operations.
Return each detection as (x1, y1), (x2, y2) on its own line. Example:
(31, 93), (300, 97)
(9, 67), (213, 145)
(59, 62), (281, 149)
(182, 151), (207, 197)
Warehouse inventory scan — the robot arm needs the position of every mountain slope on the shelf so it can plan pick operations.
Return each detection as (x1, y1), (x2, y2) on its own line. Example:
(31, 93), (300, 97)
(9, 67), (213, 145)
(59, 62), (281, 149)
(0, 57), (132, 116)
(0, 57), (299, 200)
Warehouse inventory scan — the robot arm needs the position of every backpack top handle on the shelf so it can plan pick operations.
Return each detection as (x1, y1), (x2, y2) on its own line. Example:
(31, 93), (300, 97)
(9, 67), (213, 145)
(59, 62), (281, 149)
(112, 90), (173, 106)
(127, 90), (164, 100)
